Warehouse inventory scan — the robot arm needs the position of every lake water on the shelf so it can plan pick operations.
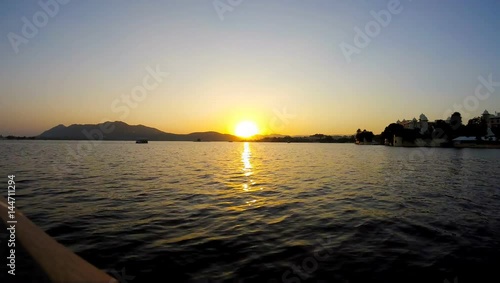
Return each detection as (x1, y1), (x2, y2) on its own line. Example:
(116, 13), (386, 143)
(0, 140), (499, 283)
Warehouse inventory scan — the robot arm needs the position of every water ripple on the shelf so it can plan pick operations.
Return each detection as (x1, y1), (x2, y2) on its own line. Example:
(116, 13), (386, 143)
(1, 141), (500, 282)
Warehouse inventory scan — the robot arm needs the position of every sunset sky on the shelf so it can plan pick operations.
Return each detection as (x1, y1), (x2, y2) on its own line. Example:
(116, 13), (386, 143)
(1, 0), (500, 136)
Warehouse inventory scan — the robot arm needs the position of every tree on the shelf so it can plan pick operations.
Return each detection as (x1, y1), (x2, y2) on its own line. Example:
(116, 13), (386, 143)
(432, 120), (451, 140)
(493, 127), (500, 138)
(450, 112), (463, 130)
(356, 129), (374, 143)
(310, 134), (326, 139)
(401, 128), (419, 142)
(464, 117), (487, 137)
(381, 123), (404, 145)
(365, 131), (374, 142)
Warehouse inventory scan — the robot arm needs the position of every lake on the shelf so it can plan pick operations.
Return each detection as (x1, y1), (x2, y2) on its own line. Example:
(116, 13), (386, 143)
(0, 140), (499, 283)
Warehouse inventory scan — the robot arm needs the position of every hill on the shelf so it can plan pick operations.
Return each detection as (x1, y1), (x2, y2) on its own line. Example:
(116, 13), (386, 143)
(38, 121), (241, 141)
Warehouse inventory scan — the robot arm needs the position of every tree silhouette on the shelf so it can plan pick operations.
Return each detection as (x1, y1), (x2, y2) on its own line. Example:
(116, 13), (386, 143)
(450, 112), (463, 130)
(381, 123), (404, 145)
(356, 129), (374, 143)
(464, 116), (487, 137)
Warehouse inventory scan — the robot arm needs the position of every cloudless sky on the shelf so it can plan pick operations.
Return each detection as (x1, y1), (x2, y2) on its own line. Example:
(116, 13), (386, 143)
(1, 0), (500, 136)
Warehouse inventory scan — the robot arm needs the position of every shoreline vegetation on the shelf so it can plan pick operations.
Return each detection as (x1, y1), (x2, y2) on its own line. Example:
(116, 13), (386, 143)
(0, 135), (37, 140)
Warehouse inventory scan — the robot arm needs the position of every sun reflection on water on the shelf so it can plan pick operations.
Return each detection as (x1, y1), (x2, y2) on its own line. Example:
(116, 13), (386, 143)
(241, 142), (259, 205)
(242, 142), (252, 176)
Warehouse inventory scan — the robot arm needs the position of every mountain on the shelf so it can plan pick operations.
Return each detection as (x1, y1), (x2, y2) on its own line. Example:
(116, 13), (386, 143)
(38, 121), (241, 141)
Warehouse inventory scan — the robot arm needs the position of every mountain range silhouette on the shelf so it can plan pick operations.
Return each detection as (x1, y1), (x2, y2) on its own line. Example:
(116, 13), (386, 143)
(38, 121), (241, 141)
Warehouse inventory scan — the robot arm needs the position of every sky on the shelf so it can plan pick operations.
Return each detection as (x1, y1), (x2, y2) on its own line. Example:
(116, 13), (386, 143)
(1, 0), (500, 136)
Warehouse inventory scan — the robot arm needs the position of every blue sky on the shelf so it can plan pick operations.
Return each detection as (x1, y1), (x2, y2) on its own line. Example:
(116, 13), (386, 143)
(1, 0), (500, 136)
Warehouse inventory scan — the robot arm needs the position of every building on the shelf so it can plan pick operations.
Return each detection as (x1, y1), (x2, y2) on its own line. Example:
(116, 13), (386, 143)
(452, 136), (499, 148)
(396, 114), (429, 131)
(390, 110), (499, 147)
(397, 118), (418, 129)
(419, 114), (429, 134)
(485, 110), (500, 128)
(393, 136), (403, 147)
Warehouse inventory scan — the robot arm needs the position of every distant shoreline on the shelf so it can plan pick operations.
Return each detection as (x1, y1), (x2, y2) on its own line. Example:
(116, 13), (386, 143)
(0, 138), (355, 143)
(3, 138), (499, 148)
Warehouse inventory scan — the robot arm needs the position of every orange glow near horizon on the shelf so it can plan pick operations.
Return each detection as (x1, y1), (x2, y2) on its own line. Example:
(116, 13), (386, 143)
(235, 121), (260, 138)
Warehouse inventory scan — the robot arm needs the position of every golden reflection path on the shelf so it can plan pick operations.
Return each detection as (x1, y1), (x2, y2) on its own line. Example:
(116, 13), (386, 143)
(241, 142), (259, 205)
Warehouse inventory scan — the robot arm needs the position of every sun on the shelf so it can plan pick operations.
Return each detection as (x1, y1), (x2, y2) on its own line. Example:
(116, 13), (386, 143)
(235, 121), (259, 138)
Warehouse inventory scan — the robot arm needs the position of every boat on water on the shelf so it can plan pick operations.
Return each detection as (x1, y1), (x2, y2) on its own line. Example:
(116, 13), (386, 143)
(136, 139), (148, 144)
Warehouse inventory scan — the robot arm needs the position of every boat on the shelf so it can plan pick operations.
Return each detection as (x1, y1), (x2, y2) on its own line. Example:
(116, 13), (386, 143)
(136, 139), (148, 144)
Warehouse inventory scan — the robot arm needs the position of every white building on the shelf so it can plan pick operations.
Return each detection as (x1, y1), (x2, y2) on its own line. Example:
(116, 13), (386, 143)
(419, 114), (429, 134)
(397, 118), (418, 129)
(483, 110), (500, 128)
(397, 114), (428, 131)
